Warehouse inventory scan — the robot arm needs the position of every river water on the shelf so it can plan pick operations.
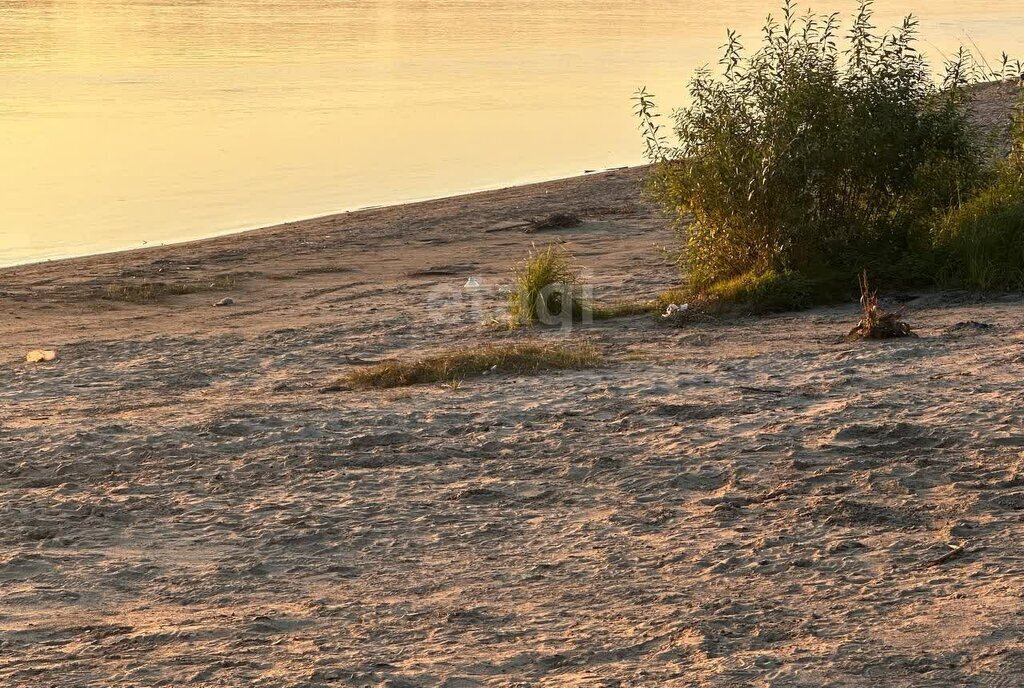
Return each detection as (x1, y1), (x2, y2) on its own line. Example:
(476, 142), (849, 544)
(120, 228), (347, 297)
(1, 0), (1021, 265)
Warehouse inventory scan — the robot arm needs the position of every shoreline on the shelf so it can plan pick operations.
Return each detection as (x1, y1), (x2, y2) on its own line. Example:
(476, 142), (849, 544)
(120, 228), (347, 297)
(4, 79), (1016, 276)
(0, 164), (662, 351)
(0, 165), (643, 273)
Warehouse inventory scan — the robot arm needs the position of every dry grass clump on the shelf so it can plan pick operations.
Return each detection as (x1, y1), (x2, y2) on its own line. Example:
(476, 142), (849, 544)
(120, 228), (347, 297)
(847, 272), (915, 340)
(101, 274), (238, 303)
(328, 341), (603, 390)
(592, 300), (657, 320)
(508, 244), (587, 325)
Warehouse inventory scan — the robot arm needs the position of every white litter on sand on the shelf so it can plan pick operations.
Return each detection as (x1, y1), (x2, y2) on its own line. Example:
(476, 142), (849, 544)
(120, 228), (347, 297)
(662, 303), (689, 318)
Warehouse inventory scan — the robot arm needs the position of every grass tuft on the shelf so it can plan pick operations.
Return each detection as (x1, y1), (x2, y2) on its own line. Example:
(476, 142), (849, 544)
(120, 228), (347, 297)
(330, 341), (603, 390)
(508, 244), (586, 325)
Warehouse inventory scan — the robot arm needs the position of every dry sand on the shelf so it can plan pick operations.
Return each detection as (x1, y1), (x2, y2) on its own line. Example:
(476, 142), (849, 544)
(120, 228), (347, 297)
(2, 84), (1024, 687)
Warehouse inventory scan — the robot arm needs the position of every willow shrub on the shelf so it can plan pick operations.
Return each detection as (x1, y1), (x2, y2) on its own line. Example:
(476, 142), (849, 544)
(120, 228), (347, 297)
(638, 1), (989, 306)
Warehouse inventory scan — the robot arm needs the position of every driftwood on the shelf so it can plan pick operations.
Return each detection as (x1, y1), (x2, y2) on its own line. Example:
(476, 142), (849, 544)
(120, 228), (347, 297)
(923, 543), (968, 568)
(847, 271), (916, 341)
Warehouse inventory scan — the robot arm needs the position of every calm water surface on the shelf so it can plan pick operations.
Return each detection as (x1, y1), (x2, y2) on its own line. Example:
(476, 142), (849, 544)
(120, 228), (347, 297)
(1, 1), (1022, 266)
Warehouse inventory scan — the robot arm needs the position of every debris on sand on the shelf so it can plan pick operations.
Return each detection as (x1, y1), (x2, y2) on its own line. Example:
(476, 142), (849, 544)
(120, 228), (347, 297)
(846, 272), (915, 341)
(529, 212), (583, 232)
(662, 303), (689, 319)
(661, 301), (707, 326)
(26, 349), (57, 363)
(923, 543), (969, 569)
(947, 320), (995, 334)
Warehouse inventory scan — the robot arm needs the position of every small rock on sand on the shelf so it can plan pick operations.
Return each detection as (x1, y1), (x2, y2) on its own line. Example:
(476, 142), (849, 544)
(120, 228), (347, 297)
(214, 297), (235, 307)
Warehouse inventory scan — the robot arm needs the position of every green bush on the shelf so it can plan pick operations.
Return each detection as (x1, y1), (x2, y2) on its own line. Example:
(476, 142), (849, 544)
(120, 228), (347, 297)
(934, 112), (1024, 290)
(639, 1), (989, 300)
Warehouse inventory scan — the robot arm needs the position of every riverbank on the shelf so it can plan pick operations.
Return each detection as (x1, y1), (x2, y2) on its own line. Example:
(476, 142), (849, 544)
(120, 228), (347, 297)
(0, 166), (664, 352)
(4, 83), (1024, 686)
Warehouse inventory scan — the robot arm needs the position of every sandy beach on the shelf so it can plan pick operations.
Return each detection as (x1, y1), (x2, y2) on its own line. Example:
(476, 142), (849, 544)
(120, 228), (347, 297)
(3, 83), (1024, 687)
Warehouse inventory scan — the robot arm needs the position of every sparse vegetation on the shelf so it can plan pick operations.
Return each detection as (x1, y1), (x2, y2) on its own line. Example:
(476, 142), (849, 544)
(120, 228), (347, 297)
(637, 0), (1023, 309)
(654, 268), (826, 316)
(329, 341), (603, 390)
(295, 265), (354, 276)
(668, 269), (819, 315)
(101, 274), (239, 303)
(592, 300), (657, 320)
(934, 100), (1024, 291)
(508, 244), (588, 325)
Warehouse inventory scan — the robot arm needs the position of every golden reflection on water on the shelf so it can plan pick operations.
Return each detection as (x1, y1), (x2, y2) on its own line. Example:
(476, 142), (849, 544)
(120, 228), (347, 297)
(0, 0), (1021, 265)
